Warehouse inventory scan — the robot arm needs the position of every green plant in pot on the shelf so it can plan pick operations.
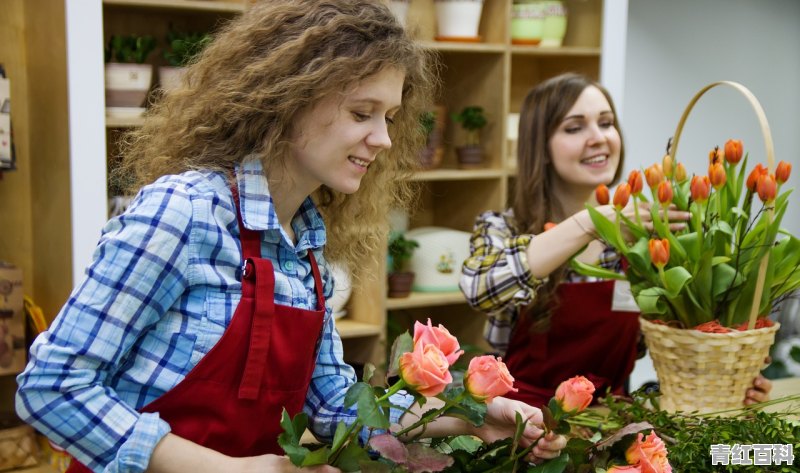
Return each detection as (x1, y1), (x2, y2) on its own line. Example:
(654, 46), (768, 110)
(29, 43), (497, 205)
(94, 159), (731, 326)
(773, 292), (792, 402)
(451, 105), (487, 168)
(104, 34), (158, 111)
(418, 109), (443, 170)
(159, 29), (213, 92)
(387, 232), (419, 298)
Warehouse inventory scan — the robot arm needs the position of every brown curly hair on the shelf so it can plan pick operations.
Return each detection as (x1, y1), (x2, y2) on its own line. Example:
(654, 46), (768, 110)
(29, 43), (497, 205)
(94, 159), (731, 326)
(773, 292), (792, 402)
(114, 0), (437, 277)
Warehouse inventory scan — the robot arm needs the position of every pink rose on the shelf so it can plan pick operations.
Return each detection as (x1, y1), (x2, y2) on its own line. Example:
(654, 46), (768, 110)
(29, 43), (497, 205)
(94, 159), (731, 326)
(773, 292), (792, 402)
(464, 355), (518, 403)
(554, 375), (595, 413)
(413, 319), (464, 365)
(626, 432), (672, 473)
(399, 342), (452, 397)
(608, 466), (643, 473)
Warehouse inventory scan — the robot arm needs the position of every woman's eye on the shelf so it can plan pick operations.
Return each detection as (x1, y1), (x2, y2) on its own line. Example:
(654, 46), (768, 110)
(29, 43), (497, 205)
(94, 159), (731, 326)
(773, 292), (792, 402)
(565, 126), (581, 134)
(353, 112), (370, 122)
(600, 121), (615, 128)
(385, 116), (396, 126)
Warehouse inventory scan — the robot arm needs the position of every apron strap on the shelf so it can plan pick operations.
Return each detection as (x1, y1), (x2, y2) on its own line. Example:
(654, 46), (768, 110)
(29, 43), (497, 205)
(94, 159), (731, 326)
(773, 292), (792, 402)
(238, 257), (276, 400)
(307, 252), (325, 312)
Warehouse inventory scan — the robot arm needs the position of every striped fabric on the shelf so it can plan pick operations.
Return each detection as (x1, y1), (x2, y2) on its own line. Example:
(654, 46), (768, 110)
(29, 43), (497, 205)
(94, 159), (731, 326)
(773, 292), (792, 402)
(16, 157), (412, 472)
(459, 209), (623, 355)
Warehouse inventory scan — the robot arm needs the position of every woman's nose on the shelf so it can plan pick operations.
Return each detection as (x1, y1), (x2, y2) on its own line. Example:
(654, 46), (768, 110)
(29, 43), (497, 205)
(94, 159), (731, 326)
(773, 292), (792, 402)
(366, 120), (392, 150)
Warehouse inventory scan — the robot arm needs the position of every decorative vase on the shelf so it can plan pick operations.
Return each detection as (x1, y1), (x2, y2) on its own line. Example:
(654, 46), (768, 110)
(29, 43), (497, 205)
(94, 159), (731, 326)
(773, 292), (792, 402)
(540, 0), (567, 47)
(511, 1), (545, 45)
(433, 0), (485, 42)
(639, 317), (779, 414)
(104, 62), (153, 110)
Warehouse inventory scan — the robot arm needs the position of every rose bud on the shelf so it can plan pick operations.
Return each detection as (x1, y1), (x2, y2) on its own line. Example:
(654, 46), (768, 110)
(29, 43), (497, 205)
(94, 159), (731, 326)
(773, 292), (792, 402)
(398, 342), (452, 397)
(554, 375), (595, 413)
(746, 163), (768, 192)
(708, 146), (723, 165)
(413, 318), (464, 365)
(464, 355), (518, 403)
(607, 467), (643, 473)
(662, 154), (674, 178)
(649, 238), (670, 268)
(674, 162), (687, 183)
(645, 164), (664, 189)
(657, 180), (673, 206)
(776, 160), (792, 184)
(690, 175), (711, 203)
(627, 170), (643, 196)
(756, 173), (777, 203)
(595, 184), (610, 205)
(543, 222), (557, 231)
(613, 183), (631, 209)
(625, 432), (672, 473)
(708, 162), (727, 189)
(724, 139), (744, 164)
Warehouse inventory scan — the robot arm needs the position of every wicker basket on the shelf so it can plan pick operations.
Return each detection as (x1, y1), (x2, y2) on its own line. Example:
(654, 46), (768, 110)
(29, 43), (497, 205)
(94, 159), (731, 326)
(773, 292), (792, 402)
(640, 318), (779, 413)
(0, 424), (39, 471)
(641, 81), (781, 414)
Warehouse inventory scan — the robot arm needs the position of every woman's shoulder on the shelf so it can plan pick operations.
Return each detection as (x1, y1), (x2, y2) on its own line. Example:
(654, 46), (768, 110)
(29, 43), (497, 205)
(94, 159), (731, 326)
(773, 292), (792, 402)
(147, 170), (229, 198)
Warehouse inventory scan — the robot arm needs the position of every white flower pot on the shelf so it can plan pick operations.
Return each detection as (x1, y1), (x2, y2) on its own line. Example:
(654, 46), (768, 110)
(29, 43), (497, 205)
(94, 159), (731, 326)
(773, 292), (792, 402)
(387, 0), (411, 27)
(434, 0), (484, 41)
(104, 62), (153, 108)
(158, 66), (186, 93)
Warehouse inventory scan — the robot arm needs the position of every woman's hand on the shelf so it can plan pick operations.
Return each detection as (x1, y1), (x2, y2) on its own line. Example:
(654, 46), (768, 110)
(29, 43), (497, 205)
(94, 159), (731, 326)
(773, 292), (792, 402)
(470, 397), (567, 462)
(239, 455), (342, 472)
(592, 202), (690, 240)
(744, 374), (773, 405)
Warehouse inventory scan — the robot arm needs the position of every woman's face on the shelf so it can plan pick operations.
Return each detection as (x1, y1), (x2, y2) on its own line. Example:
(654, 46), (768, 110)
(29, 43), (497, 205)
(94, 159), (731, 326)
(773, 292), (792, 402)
(548, 85), (621, 194)
(288, 67), (404, 196)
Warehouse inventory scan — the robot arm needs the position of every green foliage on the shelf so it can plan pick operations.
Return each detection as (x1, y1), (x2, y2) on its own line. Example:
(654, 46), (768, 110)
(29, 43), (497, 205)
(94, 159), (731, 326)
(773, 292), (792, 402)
(163, 28), (213, 67)
(388, 232), (419, 273)
(104, 34), (157, 64)
(452, 106), (488, 146)
(420, 110), (437, 136)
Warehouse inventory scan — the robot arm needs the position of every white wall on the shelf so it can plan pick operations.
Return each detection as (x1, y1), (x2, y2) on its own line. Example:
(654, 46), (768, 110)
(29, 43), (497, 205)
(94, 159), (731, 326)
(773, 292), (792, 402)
(621, 0), (800, 389)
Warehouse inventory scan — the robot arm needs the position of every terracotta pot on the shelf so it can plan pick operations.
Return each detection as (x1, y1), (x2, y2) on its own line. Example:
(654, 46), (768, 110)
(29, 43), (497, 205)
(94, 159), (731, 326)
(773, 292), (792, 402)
(387, 271), (415, 298)
(456, 145), (484, 169)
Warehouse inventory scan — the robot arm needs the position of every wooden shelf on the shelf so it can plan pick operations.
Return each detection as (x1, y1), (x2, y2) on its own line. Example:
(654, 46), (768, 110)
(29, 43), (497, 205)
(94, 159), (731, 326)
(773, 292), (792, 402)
(386, 291), (467, 310)
(102, 0), (245, 13)
(510, 45), (602, 57)
(335, 319), (383, 339)
(105, 115), (144, 128)
(419, 41), (506, 54)
(412, 168), (506, 181)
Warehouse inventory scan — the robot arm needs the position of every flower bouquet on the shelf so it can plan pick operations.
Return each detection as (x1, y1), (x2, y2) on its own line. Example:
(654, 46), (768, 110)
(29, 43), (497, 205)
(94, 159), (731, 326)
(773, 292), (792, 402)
(278, 319), (674, 472)
(571, 81), (799, 413)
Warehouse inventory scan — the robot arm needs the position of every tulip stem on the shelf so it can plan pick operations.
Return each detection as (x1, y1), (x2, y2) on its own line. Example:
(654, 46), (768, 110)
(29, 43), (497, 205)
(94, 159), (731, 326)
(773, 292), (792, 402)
(633, 195), (641, 226)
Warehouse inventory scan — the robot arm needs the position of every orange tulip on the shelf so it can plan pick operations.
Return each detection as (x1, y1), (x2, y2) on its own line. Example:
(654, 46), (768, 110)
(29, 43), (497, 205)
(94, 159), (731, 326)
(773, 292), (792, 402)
(674, 162), (687, 183)
(757, 174), (777, 203)
(723, 139), (743, 164)
(746, 164), (768, 192)
(708, 162), (727, 189)
(690, 175), (711, 203)
(543, 222), (557, 231)
(657, 180), (673, 206)
(613, 183), (631, 209)
(708, 146), (723, 165)
(776, 160), (792, 184)
(649, 238), (670, 268)
(595, 184), (610, 205)
(627, 170), (643, 196)
(644, 164), (664, 189)
(662, 154), (674, 178)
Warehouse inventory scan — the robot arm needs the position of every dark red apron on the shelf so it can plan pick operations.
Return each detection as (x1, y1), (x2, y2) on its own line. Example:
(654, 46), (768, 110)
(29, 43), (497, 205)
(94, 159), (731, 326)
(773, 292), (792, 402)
(67, 189), (325, 471)
(503, 280), (640, 407)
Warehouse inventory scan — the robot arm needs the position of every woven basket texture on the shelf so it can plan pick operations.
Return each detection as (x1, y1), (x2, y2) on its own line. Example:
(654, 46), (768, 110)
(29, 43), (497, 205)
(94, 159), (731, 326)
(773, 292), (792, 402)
(0, 425), (39, 471)
(640, 318), (779, 414)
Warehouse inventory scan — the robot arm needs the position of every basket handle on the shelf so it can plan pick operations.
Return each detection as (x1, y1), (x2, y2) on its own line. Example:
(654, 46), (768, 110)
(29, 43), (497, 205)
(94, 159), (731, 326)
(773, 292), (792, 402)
(668, 81), (775, 330)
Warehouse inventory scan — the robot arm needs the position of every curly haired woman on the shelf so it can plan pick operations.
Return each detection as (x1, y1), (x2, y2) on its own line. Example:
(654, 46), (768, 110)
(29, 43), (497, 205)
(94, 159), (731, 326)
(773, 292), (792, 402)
(16, 2), (565, 472)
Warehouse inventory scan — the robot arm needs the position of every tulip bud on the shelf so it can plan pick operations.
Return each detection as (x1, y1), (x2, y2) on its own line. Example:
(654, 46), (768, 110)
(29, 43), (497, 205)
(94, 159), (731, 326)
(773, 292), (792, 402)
(649, 238), (670, 268)
(690, 175), (711, 203)
(757, 174), (777, 203)
(613, 183), (631, 209)
(708, 162), (727, 189)
(723, 139), (743, 164)
(776, 160), (792, 184)
(644, 164), (664, 189)
(674, 163), (687, 183)
(595, 184), (610, 205)
(657, 180), (673, 206)
(662, 154), (674, 179)
(627, 170), (643, 196)
(746, 164), (768, 192)
(708, 146), (723, 165)
(543, 222), (557, 231)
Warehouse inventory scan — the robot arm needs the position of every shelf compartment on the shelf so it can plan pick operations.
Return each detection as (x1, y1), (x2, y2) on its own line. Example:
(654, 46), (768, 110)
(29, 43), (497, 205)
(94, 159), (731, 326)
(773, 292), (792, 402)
(103, 0), (245, 14)
(412, 168), (505, 181)
(386, 291), (467, 310)
(336, 319), (382, 339)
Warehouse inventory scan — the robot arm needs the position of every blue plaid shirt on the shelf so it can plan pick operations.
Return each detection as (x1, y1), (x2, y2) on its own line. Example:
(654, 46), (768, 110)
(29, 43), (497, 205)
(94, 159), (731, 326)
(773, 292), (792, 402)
(16, 158), (411, 473)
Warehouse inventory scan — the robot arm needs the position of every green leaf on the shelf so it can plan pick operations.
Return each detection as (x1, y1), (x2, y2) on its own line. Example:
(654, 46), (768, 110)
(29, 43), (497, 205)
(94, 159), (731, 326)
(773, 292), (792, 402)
(301, 446), (331, 467)
(634, 287), (670, 316)
(334, 440), (372, 472)
(586, 206), (626, 250)
(570, 259), (626, 280)
(387, 331), (413, 377)
(445, 435), (483, 454)
(790, 346), (800, 363)
(527, 452), (569, 473)
(663, 266), (692, 297)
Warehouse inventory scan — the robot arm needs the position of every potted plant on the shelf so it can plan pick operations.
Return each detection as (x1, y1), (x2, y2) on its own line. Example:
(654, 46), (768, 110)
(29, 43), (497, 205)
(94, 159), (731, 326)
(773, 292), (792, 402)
(418, 106), (446, 170)
(433, 0), (485, 42)
(159, 28), (213, 92)
(387, 232), (419, 298)
(451, 105), (487, 168)
(104, 34), (157, 115)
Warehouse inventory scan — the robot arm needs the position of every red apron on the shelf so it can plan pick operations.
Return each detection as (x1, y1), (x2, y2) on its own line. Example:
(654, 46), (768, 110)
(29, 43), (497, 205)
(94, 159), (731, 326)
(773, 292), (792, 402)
(67, 189), (325, 471)
(503, 280), (640, 407)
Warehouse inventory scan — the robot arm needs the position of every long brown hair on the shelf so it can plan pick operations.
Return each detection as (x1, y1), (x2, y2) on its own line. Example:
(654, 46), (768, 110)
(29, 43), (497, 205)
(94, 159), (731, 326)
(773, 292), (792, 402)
(114, 0), (437, 277)
(512, 73), (625, 324)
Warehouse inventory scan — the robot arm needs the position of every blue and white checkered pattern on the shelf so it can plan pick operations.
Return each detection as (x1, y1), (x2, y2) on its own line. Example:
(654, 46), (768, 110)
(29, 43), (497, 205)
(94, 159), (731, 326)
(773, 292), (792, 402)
(16, 157), (411, 472)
